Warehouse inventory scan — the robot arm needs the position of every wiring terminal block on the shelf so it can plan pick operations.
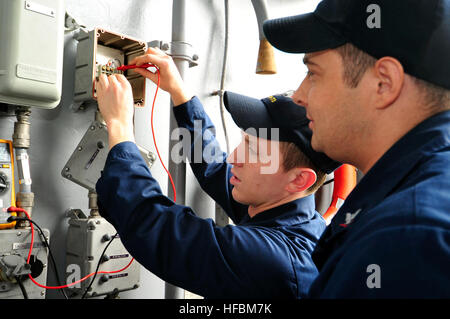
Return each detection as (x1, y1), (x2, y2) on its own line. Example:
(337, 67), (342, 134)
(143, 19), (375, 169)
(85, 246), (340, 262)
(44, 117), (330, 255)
(96, 64), (123, 80)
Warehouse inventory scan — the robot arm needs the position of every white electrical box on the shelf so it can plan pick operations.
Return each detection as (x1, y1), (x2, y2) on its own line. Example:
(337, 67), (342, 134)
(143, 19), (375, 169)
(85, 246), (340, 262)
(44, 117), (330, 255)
(0, 0), (65, 109)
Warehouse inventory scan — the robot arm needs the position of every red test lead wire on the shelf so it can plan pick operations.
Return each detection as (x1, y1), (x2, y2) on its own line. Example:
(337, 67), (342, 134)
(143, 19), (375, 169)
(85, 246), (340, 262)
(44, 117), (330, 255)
(107, 62), (177, 201)
(149, 67), (177, 202)
(116, 62), (177, 201)
(116, 63), (155, 71)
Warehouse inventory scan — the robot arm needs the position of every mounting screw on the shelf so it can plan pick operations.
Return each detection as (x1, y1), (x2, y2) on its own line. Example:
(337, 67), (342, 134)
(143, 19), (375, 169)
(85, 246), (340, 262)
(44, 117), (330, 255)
(97, 141), (105, 149)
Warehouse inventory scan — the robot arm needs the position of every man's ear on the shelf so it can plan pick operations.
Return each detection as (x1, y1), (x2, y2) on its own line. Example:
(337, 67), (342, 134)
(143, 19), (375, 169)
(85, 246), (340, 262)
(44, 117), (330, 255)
(372, 57), (405, 110)
(285, 168), (317, 193)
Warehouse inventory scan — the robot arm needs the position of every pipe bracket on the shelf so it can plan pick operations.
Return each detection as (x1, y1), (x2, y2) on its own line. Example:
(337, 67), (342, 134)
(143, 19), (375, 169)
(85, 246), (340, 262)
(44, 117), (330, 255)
(147, 40), (199, 68)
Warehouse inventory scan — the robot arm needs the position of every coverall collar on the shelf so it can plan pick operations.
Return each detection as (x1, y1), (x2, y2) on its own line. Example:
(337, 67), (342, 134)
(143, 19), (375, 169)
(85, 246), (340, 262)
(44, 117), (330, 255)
(239, 194), (317, 226)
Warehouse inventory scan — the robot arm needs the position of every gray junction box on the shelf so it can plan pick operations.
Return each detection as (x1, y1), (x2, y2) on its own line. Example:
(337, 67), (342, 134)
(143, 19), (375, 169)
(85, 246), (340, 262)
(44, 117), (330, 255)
(66, 216), (140, 298)
(0, 0), (65, 108)
(0, 228), (49, 299)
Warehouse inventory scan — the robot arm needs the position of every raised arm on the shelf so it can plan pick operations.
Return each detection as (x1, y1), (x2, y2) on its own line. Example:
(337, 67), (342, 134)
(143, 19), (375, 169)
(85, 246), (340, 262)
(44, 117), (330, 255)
(129, 47), (248, 223)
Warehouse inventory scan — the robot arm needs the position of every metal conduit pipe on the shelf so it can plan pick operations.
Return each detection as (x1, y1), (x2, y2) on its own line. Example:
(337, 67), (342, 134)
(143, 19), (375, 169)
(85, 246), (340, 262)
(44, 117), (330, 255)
(12, 108), (34, 228)
(251, 0), (276, 74)
(214, 0), (232, 228)
(164, 0), (188, 300)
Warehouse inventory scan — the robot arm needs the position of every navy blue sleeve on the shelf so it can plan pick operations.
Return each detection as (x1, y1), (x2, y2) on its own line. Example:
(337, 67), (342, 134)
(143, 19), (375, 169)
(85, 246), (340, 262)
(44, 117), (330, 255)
(95, 142), (298, 298)
(315, 226), (450, 298)
(172, 96), (247, 224)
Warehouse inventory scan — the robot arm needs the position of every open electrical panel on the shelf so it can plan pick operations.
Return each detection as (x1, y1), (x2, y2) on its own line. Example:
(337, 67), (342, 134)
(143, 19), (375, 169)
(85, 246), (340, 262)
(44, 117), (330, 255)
(74, 28), (147, 107)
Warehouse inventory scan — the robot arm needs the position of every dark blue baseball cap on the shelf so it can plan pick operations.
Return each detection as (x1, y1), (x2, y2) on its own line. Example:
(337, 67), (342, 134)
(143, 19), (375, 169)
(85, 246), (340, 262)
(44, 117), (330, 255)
(223, 91), (341, 174)
(263, 0), (450, 90)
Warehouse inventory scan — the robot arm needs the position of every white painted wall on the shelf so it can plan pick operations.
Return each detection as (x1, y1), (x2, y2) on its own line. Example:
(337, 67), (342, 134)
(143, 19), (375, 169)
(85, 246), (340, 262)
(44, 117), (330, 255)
(0, 0), (323, 299)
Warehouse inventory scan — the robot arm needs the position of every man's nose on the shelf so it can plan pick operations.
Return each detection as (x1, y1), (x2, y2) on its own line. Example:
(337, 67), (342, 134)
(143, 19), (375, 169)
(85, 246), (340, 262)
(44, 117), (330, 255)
(226, 147), (243, 167)
(292, 80), (308, 107)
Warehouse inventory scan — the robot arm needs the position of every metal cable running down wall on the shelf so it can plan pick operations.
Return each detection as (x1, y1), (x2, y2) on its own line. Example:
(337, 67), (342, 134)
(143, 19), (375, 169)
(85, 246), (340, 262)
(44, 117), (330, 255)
(214, 0), (232, 228)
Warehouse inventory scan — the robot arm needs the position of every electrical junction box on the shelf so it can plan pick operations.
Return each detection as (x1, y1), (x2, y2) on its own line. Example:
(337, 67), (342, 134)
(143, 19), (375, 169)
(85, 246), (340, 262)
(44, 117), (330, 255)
(66, 216), (140, 298)
(0, 0), (65, 109)
(74, 28), (147, 107)
(0, 228), (50, 299)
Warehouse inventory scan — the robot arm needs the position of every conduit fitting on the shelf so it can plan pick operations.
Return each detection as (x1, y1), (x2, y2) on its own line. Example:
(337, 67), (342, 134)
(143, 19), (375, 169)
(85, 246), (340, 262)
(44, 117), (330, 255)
(15, 192), (34, 228)
(88, 190), (100, 217)
(13, 108), (31, 149)
(95, 110), (106, 126)
(211, 90), (225, 97)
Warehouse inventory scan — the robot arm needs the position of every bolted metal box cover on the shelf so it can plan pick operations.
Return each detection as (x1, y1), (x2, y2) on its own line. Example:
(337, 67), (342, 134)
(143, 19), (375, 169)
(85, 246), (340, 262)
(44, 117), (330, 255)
(66, 216), (140, 298)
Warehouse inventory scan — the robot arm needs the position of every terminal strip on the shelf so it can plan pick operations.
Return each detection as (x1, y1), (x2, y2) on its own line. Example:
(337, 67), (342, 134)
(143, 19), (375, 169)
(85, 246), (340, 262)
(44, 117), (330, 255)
(96, 64), (123, 80)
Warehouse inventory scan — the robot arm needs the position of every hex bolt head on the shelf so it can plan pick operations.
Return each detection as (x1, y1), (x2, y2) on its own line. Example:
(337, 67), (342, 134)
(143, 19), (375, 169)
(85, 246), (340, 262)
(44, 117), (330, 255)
(97, 141), (105, 149)
(100, 275), (109, 283)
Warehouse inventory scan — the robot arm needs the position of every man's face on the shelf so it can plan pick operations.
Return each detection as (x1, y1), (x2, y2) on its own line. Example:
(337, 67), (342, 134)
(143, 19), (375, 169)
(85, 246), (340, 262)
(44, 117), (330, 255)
(226, 133), (290, 207)
(291, 50), (370, 162)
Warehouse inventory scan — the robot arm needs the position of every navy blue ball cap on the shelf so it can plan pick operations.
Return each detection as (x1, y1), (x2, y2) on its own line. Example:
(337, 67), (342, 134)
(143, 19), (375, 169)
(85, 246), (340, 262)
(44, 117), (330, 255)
(223, 91), (341, 174)
(263, 0), (450, 90)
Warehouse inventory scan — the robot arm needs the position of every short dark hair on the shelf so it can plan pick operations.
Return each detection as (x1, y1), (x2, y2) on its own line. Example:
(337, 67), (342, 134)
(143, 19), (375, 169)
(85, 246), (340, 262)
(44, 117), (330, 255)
(335, 43), (450, 111)
(279, 141), (327, 195)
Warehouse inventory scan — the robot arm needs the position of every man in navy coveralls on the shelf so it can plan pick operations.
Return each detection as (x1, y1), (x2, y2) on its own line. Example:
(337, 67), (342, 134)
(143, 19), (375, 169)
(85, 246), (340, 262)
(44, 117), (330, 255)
(263, 0), (450, 297)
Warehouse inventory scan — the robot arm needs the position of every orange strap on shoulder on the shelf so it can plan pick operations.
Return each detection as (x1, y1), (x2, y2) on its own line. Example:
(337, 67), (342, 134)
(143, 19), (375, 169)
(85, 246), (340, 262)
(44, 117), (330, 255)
(323, 164), (357, 224)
